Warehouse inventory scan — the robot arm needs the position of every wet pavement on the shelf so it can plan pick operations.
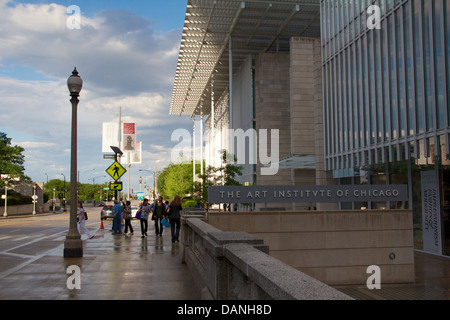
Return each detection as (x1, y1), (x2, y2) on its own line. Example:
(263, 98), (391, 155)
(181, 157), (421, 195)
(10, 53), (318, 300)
(0, 212), (449, 300)
(0, 217), (201, 300)
(334, 251), (450, 300)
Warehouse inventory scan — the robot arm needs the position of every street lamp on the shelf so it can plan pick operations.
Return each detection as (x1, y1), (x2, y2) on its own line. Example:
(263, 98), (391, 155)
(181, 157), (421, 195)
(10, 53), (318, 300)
(61, 173), (66, 212)
(3, 180), (8, 217)
(139, 169), (156, 195)
(64, 67), (83, 258)
(32, 184), (37, 215)
(53, 188), (56, 213)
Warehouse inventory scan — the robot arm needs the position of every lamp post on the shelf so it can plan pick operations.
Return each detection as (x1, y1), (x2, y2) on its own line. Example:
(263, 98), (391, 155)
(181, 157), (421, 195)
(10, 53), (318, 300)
(155, 160), (160, 197)
(139, 169), (156, 197)
(32, 184), (37, 215)
(64, 67), (83, 258)
(3, 180), (8, 217)
(53, 188), (56, 213)
(61, 173), (66, 212)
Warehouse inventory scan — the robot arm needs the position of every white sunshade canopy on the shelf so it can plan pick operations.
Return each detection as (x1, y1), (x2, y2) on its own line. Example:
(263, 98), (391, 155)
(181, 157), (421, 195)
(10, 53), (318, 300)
(170, 0), (321, 117)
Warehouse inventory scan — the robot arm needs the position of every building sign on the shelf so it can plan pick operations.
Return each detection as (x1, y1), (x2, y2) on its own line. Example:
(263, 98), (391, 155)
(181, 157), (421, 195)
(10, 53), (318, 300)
(208, 185), (408, 204)
(421, 171), (442, 255)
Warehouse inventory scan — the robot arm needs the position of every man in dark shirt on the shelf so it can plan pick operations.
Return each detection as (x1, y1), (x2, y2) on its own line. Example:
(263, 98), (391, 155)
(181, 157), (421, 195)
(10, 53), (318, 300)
(153, 196), (165, 236)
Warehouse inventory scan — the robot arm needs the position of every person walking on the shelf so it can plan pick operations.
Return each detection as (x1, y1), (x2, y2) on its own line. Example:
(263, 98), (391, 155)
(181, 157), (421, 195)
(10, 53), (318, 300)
(77, 202), (94, 239)
(138, 198), (151, 238)
(167, 195), (182, 243)
(153, 196), (165, 236)
(113, 200), (122, 234)
(123, 200), (134, 236)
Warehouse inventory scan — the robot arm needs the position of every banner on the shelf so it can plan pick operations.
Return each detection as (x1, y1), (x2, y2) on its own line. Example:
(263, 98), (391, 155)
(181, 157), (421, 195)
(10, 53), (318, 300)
(122, 123), (136, 151)
(102, 122), (119, 153)
(421, 171), (442, 255)
(123, 141), (142, 164)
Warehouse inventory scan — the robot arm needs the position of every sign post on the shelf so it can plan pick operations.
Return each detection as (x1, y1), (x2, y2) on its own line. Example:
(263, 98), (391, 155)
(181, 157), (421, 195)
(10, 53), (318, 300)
(106, 146), (126, 201)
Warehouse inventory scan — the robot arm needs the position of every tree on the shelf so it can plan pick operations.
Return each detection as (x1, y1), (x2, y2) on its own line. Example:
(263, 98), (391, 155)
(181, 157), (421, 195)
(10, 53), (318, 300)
(157, 156), (197, 202)
(193, 150), (243, 207)
(0, 132), (30, 186)
(43, 179), (107, 203)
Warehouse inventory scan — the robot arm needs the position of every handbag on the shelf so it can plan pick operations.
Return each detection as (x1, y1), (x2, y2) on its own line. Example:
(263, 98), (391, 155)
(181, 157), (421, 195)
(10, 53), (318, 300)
(135, 209), (141, 219)
(161, 218), (170, 228)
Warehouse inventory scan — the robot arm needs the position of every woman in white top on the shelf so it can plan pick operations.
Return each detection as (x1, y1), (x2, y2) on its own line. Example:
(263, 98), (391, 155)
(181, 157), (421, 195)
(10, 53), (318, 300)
(77, 202), (94, 239)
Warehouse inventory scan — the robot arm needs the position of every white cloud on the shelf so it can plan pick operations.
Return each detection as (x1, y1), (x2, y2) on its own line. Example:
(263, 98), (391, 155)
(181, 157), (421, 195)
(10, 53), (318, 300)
(0, 1), (193, 188)
(16, 141), (57, 149)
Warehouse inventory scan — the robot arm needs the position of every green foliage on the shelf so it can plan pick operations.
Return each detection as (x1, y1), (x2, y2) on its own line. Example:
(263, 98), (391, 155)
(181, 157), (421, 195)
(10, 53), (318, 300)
(43, 179), (108, 202)
(157, 151), (243, 207)
(158, 155), (197, 201)
(183, 199), (198, 208)
(1, 189), (32, 206)
(193, 150), (243, 207)
(0, 132), (30, 185)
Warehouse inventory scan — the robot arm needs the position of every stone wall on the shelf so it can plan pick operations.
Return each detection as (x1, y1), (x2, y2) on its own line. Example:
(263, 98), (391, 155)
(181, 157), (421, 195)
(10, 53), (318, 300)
(181, 216), (352, 300)
(254, 52), (292, 196)
(207, 210), (415, 285)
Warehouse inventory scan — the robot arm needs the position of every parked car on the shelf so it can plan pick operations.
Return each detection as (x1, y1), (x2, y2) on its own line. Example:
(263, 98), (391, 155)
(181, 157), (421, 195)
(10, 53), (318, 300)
(101, 205), (114, 220)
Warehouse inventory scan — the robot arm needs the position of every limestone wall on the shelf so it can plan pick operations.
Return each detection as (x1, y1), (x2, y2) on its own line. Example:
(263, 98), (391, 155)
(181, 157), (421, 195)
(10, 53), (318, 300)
(207, 210), (415, 285)
(181, 216), (352, 300)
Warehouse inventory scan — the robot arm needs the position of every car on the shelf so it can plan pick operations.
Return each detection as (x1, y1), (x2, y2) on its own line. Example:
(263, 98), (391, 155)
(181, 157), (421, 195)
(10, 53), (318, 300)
(101, 205), (114, 220)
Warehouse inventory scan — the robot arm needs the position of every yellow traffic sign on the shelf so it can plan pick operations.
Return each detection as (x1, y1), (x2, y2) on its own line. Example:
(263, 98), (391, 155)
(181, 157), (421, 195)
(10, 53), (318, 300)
(106, 161), (127, 181)
(110, 181), (123, 191)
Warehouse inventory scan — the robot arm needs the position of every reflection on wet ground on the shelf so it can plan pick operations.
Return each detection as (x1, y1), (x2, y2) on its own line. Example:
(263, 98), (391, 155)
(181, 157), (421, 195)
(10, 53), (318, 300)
(0, 219), (201, 300)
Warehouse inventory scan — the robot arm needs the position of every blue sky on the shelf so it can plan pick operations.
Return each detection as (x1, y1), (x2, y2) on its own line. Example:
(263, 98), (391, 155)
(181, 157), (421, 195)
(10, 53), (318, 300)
(0, 0), (195, 193)
(6, 0), (187, 31)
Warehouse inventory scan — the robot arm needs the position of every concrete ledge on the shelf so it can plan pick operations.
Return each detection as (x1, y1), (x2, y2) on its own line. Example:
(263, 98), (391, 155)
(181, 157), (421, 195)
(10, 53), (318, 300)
(181, 216), (352, 300)
(224, 243), (352, 300)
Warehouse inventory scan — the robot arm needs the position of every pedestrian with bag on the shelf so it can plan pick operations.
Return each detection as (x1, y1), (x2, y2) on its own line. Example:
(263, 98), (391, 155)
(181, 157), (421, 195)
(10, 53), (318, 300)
(123, 200), (134, 236)
(138, 198), (151, 238)
(153, 196), (165, 236)
(167, 195), (182, 243)
(77, 202), (94, 239)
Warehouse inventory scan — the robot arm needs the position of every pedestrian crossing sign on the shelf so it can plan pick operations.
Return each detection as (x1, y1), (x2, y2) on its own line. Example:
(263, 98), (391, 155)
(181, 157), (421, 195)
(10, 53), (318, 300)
(106, 161), (127, 181)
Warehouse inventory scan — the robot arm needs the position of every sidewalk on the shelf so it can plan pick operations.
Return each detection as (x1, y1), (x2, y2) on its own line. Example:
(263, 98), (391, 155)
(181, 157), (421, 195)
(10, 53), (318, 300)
(0, 219), (202, 300)
(334, 251), (450, 300)
(0, 214), (449, 300)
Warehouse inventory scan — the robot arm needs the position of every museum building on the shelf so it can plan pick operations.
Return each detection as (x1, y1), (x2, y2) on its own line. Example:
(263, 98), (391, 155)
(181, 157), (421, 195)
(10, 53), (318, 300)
(169, 0), (450, 256)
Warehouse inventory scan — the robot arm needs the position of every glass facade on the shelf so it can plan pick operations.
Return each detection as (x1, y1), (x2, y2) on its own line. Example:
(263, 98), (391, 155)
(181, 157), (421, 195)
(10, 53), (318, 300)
(321, 0), (450, 255)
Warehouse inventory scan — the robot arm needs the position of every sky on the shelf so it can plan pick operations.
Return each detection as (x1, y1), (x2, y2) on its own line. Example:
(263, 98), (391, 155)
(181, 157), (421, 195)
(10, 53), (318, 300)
(0, 0), (194, 194)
